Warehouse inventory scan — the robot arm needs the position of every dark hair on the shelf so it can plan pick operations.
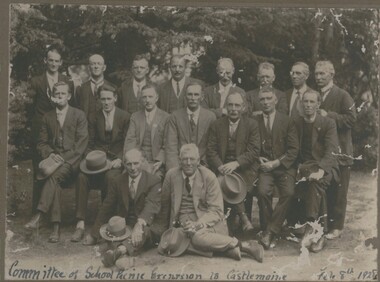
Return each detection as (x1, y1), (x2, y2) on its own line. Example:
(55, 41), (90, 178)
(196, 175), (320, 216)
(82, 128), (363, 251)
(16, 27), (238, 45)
(133, 54), (150, 64)
(45, 44), (63, 59)
(52, 81), (71, 95)
(141, 84), (157, 95)
(98, 84), (116, 96)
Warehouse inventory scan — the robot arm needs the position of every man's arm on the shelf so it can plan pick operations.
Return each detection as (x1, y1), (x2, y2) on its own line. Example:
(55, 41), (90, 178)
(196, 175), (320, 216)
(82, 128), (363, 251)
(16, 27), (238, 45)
(279, 120), (299, 169)
(236, 119), (261, 168)
(36, 114), (55, 160)
(138, 178), (162, 226)
(319, 118), (339, 173)
(206, 121), (224, 171)
(327, 90), (356, 130)
(165, 115), (180, 170)
(124, 115), (138, 157)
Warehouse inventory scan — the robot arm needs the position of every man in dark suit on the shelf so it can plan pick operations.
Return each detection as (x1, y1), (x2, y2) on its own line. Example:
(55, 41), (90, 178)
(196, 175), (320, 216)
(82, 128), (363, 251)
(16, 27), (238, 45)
(315, 60), (356, 240)
(24, 81), (88, 243)
(202, 58), (246, 118)
(124, 85), (169, 178)
(76, 54), (115, 124)
(82, 149), (161, 262)
(28, 45), (73, 212)
(71, 85), (130, 242)
(207, 92), (260, 232)
(157, 55), (202, 113)
(292, 89), (339, 253)
(254, 87), (299, 249)
(285, 62), (313, 118)
(117, 54), (150, 115)
(165, 81), (216, 170)
(246, 62), (288, 116)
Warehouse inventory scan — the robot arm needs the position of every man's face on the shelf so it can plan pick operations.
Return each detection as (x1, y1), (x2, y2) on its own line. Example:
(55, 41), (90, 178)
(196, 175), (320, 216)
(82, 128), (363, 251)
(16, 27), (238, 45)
(315, 65), (333, 88)
(257, 68), (275, 87)
(259, 91), (277, 115)
(302, 92), (320, 117)
(186, 85), (202, 111)
(290, 65), (308, 88)
(170, 57), (186, 81)
(141, 88), (158, 112)
(227, 94), (245, 122)
(180, 150), (200, 177)
(124, 151), (143, 179)
(89, 55), (106, 78)
(99, 90), (117, 113)
(52, 85), (70, 108)
(217, 61), (234, 86)
(45, 51), (62, 74)
(132, 59), (149, 82)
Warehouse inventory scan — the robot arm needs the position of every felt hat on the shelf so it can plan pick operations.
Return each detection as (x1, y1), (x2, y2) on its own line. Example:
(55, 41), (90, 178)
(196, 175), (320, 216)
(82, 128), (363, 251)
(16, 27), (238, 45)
(36, 155), (64, 180)
(296, 160), (320, 181)
(157, 228), (190, 257)
(80, 150), (112, 174)
(219, 172), (247, 204)
(99, 216), (132, 242)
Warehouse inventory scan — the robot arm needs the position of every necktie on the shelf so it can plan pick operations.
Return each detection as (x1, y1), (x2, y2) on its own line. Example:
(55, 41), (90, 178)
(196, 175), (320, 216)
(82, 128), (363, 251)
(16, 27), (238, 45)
(105, 112), (112, 131)
(129, 179), (135, 199)
(189, 113), (196, 132)
(57, 112), (64, 128)
(291, 91), (300, 116)
(92, 79), (103, 96)
(185, 177), (191, 194)
(265, 115), (271, 135)
(146, 112), (151, 125)
(176, 81), (181, 97)
(229, 123), (236, 137)
(321, 88), (331, 101)
(136, 83), (142, 98)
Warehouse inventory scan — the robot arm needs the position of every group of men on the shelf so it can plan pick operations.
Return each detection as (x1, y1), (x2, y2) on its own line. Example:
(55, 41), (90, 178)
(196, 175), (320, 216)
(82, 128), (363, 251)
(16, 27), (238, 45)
(23, 44), (356, 265)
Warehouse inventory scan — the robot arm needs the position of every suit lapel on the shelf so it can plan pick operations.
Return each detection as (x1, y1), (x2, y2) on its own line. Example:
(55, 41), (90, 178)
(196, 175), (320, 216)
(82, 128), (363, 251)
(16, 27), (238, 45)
(220, 118), (229, 161)
(196, 108), (208, 143)
(235, 118), (246, 156)
(214, 84), (221, 108)
(134, 171), (147, 203)
(97, 110), (106, 141)
(179, 110), (191, 142)
(173, 172), (184, 217)
(312, 115), (323, 149)
(139, 111), (146, 146)
(191, 169), (204, 211)
(151, 109), (161, 143)
(271, 112), (280, 146)
(61, 106), (73, 129)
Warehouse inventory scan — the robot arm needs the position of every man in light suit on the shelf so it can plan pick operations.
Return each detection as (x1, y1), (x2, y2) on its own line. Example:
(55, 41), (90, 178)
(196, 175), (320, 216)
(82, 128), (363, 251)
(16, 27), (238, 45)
(124, 85), (170, 178)
(160, 144), (264, 262)
(207, 92), (260, 232)
(28, 45), (73, 212)
(117, 54), (150, 115)
(202, 58), (247, 118)
(72, 85), (130, 242)
(246, 62), (288, 116)
(255, 87), (299, 249)
(82, 149), (162, 261)
(315, 60), (356, 239)
(157, 55), (203, 114)
(165, 81), (216, 170)
(77, 54), (115, 124)
(24, 81), (88, 243)
(285, 62), (313, 118)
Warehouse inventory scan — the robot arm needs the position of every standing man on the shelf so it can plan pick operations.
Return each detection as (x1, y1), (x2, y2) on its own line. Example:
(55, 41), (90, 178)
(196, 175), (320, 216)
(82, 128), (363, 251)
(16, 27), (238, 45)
(255, 87), (299, 249)
(117, 54), (150, 115)
(124, 85), (169, 178)
(202, 58), (246, 118)
(207, 92), (260, 232)
(77, 54), (114, 124)
(292, 90), (339, 252)
(160, 144), (264, 262)
(286, 62), (313, 118)
(24, 81), (88, 243)
(82, 149), (162, 262)
(71, 85), (130, 242)
(246, 62), (288, 116)
(157, 55), (203, 114)
(315, 60), (356, 239)
(28, 45), (72, 212)
(165, 81), (216, 170)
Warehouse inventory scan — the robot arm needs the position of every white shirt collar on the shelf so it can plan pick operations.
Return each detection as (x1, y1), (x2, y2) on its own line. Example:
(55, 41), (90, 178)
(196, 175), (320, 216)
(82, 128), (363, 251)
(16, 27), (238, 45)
(304, 113), (317, 123)
(56, 104), (69, 116)
(171, 77), (186, 92)
(129, 172), (142, 187)
(46, 71), (59, 81)
(133, 78), (146, 87)
(229, 118), (240, 126)
(102, 106), (116, 118)
(219, 81), (232, 91)
(145, 106), (157, 121)
(293, 84), (307, 95)
(182, 171), (196, 188)
(187, 107), (201, 120)
(320, 80), (334, 93)
(263, 110), (276, 119)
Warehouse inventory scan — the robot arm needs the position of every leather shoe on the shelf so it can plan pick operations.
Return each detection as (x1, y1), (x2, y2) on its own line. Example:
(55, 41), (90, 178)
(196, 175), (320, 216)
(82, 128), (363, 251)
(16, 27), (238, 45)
(325, 229), (342, 240)
(259, 231), (274, 250)
(24, 213), (41, 230)
(71, 228), (85, 242)
(82, 234), (97, 246)
(225, 246), (241, 261)
(300, 224), (314, 249)
(310, 236), (326, 253)
(240, 213), (254, 232)
(241, 240), (264, 263)
(102, 249), (123, 267)
(48, 224), (60, 243)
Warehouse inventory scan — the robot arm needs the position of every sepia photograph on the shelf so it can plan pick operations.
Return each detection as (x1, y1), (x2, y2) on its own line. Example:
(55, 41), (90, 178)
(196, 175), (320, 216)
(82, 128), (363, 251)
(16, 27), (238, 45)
(4, 2), (379, 281)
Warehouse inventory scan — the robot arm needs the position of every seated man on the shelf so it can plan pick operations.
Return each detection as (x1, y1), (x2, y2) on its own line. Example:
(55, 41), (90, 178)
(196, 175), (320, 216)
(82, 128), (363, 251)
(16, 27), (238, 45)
(71, 85), (130, 242)
(24, 81), (88, 243)
(160, 143), (264, 262)
(82, 149), (161, 265)
(124, 85), (169, 178)
(255, 87), (299, 249)
(290, 89), (339, 253)
(207, 92), (260, 232)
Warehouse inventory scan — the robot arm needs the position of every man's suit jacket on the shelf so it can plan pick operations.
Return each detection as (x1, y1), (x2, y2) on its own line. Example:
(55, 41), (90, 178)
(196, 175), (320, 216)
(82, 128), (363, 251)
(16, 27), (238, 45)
(165, 107), (216, 170)
(202, 83), (247, 118)
(207, 116), (260, 185)
(157, 77), (203, 114)
(91, 170), (161, 238)
(116, 79), (149, 115)
(285, 85), (313, 118)
(320, 84), (356, 166)
(255, 111), (299, 170)
(124, 108), (169, 163)
(246, 87), (288, 115)
(294, 114), (339, 179)
(37, 106), (88, 170)
(88, 107), (130, 160)
(28, 73), (72, 142)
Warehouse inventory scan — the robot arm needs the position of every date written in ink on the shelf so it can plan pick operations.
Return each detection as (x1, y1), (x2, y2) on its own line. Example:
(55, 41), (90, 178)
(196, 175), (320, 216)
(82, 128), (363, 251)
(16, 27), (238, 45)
(317, 268), (377, 280)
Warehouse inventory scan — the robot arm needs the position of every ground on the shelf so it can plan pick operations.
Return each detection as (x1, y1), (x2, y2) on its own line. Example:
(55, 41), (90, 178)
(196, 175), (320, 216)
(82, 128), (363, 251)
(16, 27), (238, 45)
(5, 160), (378, 281)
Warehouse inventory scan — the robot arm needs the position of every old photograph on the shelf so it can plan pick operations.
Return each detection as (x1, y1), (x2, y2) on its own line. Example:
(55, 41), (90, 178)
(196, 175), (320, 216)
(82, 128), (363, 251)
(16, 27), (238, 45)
(5, 3), (378, 281)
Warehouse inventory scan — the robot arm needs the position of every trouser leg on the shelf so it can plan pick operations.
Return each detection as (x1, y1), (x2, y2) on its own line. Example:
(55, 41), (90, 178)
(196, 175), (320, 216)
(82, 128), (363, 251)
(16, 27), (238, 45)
(75, 172), (90, 220)
(191, 227), (238, 253)
(257, 171), (275, 231)
(330, 165), (350, 230)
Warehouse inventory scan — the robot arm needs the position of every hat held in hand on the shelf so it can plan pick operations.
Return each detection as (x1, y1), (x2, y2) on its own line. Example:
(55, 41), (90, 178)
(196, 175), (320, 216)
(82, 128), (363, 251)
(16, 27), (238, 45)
(99, 216), (132, 242)
(80, 150), (112, 174)
(36, 155), (64, 180)
(219, 172), (247, 204)
(157, 228), (190, 257)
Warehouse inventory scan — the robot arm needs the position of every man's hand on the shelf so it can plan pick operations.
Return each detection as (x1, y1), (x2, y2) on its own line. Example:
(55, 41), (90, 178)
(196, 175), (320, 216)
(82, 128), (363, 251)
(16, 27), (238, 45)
(152, 161), (163, 174)
(260, 159), (280, 172)
(131, 221), (144, 248)
(308, 169), (325, 181)
(218, 161), (239, 175)
(49, 153), (64, 164)
(111, 158), (122, 169)
(182, 221), (204, 236)
(318, 109), (328, 117)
